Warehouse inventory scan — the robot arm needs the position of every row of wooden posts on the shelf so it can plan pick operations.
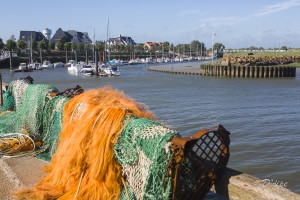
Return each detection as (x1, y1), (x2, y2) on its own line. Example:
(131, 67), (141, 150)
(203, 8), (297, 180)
(200, 65), (296, 78)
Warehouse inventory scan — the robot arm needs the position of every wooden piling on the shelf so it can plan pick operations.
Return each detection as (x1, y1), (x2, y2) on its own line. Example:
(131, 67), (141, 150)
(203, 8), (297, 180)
(200, 65), (296, 78)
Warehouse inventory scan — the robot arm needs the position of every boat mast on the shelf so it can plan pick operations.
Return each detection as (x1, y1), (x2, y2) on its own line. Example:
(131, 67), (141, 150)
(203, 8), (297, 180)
(93, 28), (95, 62)
(106, 17), (110, 62)
(30, 32), (33, 63)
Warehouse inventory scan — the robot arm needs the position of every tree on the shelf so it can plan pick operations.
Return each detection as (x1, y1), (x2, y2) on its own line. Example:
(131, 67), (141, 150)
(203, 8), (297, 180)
(249, 46), (257, 51)
(64, 42), (71, 63)
(281, 46), (288, 51)
(258, 47), (264, 50)
(38, 39), (48, 63)
(190, 40), (200, 52)
(38, 39), (48, 50)
(84, 43), (92, 51)
(77, 43), (84, 51)
(5, 36), (17, 70)
(31, 40), (38, 50)
(60, 35), (68, 45)
(71, 42), (77, 51)
(17, 39), (27, 50)
(5, 38), (17, 51)
(56, 41), (64, 51)
(64, 42), (71, 51)
(135, 43), (144, 53)
(213, 43), (225, 51)
(0, 38), (4, 50)
(48, 41), (55, 50)
(95, 41), (105, 52)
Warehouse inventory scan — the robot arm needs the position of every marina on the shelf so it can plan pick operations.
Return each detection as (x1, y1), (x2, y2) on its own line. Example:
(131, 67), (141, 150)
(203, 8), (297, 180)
(1, 0), (300, 198)
(1, 62), (300, 197)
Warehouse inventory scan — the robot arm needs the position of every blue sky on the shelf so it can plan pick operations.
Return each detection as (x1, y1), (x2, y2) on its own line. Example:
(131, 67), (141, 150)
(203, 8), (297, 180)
(1, 0), (300, 48)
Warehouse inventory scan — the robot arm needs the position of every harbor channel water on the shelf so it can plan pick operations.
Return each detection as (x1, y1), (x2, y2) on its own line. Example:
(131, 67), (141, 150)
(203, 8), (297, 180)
(1, 61), (299, 193)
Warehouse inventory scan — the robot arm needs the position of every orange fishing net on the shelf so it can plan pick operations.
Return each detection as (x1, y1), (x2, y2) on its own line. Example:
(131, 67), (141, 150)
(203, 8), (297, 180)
(15, 86), (155, 200)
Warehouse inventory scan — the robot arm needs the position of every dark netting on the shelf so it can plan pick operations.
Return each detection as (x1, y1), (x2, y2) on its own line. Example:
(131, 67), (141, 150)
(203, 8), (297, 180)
(166, 124), (230, 200)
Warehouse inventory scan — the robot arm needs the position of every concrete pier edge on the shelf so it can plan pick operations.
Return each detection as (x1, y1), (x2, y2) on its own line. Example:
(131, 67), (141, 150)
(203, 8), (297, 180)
(0, 156), (299, 200)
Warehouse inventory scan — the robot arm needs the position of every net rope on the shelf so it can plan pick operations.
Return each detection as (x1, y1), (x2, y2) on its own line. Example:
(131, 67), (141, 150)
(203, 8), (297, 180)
(0, 80), (70, 160)
(0, 80), (230, 200)
(115, 117), (176, 200)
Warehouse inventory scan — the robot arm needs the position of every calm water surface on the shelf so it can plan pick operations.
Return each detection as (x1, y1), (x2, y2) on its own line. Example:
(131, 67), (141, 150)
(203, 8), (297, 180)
(1, 62), (299, 193)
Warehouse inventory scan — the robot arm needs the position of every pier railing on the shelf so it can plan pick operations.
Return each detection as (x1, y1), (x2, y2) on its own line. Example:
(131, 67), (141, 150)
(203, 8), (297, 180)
(200, 65), (296, 78)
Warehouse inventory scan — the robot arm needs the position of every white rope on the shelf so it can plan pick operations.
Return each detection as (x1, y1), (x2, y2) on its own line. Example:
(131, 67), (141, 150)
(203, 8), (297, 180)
(74, 170), (85, 199)
(0, 133), (36, 158)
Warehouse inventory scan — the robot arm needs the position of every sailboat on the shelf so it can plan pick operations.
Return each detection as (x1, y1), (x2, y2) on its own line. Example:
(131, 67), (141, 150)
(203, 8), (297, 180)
(100, 17), (121, 76)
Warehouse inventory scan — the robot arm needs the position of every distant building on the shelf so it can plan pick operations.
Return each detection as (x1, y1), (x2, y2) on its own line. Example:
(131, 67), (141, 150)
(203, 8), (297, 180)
(19, 31), (46, 46)
(144, 42), (161, 50)
(107, 34), (136, 46)
(42, 28), (52, 40)
(50, 28), (92, 44)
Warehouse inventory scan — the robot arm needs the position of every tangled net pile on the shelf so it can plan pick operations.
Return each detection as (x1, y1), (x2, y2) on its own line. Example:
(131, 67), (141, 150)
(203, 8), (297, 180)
(0, 79), (70, 160)
(0, 78), (230, 200)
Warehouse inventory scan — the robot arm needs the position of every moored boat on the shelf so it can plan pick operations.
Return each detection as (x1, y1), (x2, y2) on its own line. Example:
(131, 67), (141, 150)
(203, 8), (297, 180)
(102, 65), (121, 76)
(42, 60), (53, 68)
(78, 65), (94, 75)
(67, 60), (78, 72)
(53, 62), (65, 68)
(18, 63), (27, 70)
(28, 62), (42, 70)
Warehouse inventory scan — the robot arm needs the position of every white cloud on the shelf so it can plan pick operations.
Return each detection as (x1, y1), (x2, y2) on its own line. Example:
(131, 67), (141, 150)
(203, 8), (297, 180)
(255, 0), (300, 16)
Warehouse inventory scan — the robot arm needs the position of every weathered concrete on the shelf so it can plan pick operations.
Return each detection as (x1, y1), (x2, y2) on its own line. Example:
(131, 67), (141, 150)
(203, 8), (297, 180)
(1, 156), (299, 200)
(0, 157), (48, 200)
(213, 168), (300, 200)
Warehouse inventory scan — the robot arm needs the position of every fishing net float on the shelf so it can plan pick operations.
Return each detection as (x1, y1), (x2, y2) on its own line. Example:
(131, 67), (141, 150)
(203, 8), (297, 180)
(0, 76), (230, 200)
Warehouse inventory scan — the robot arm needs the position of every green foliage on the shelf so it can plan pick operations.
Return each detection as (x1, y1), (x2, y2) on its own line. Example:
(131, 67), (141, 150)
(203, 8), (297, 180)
(84, 43), (92, 50)
(17, 40), (27, 49)
(281, 46), (288, 51)
(0, 38), (4, 50)
(77, 43), (84, 51)
(136, 43), (144, 52)
(162, 41), (170, 51)
(48, 41), (55, 50)
(64, 42), (71, 51)
(31, 40), (38, 50)
(249, 46), (257, 50)
(60, 35), (68, 44)
(213, 43), (225, 51)
(190, 40), (206, 55)
(95, 40), (105, 51)
(5, 38), (17, 50)
(38, 39), (48, 50)
(56, 41), (64, 51)
(71, 42), (77, 51)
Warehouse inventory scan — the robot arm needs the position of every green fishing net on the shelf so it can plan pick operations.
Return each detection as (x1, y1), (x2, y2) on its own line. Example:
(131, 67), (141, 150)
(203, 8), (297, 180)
(0, 80), (70, 161)
(1, 80), (184, 199)
(115, 117), (177, 200)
